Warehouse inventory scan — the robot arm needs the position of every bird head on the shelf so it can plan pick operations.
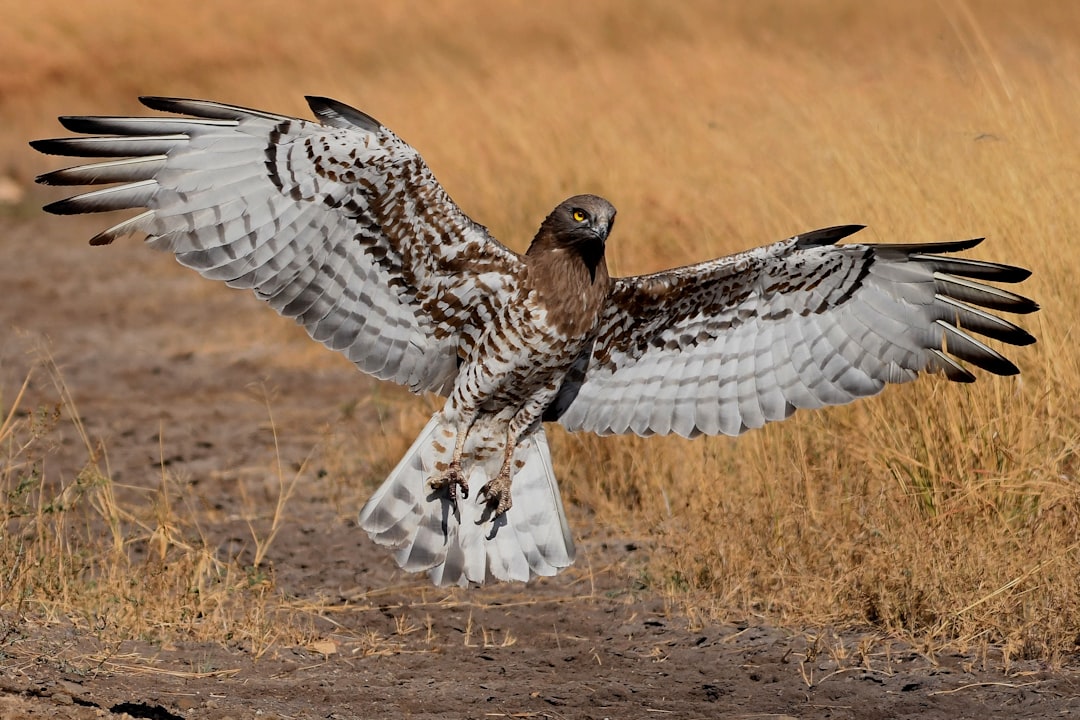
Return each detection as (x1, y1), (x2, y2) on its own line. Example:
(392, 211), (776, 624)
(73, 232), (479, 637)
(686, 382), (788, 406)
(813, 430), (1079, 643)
(550, 194), (616, 247)
(529, 193), (616, 260)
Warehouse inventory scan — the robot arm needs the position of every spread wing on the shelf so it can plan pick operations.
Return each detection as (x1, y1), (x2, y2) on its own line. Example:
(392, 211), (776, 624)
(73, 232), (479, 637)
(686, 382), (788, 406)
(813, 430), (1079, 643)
(32, 96), (524, 396)
(553, 225), (1038, 438)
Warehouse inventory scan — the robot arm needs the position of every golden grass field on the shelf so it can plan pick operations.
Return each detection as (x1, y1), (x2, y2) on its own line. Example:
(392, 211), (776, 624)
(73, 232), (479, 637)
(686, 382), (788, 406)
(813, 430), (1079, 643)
(2, 0), (1078, 667)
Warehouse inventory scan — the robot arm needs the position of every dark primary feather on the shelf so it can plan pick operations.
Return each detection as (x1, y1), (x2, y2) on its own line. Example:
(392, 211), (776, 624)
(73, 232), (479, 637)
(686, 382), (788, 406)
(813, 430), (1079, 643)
(57, 115), (236, 135)
(41, 180), (157, 215)
(35, 156), (167, 186)
(139, 95), (284, 120)
(794, 224), (866, 248)
(305, 96), (383, 133)
(31, 135), (186, 158)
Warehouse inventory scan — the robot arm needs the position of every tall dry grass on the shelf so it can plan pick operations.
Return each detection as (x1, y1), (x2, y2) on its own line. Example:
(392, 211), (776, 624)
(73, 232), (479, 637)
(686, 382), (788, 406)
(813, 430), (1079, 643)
(3, 0), (1078, 661)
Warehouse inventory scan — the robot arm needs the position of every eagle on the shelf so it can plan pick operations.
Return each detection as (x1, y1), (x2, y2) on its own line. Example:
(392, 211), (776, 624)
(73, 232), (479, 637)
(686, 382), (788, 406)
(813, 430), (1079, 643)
(32, 96), (1038, 586)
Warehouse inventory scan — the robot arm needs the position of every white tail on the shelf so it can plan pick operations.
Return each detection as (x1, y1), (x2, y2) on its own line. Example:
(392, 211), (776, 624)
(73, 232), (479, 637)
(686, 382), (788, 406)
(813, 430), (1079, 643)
(358, 414), (576, 586)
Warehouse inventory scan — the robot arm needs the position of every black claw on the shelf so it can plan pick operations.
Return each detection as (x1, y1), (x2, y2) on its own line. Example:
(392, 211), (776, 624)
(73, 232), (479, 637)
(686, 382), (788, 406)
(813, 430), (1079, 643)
(478, 478), (512, 517)
(431, 463), (468, 508)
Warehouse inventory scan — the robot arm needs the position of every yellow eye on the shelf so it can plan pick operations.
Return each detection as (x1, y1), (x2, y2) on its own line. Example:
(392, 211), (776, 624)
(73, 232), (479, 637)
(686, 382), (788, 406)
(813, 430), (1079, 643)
(572, 210), (587, 223)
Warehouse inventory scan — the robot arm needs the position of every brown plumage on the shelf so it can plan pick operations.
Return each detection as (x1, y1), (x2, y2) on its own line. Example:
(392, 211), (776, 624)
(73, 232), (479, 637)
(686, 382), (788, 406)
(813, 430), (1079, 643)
(525, 195), (614, 337)
(32, 96), (1037, 586)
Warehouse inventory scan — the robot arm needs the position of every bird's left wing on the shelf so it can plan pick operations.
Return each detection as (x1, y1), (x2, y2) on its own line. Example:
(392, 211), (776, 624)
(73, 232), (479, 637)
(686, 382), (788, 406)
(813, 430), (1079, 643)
(32, 96), (524, 396)
(552, 225), (1038, 438)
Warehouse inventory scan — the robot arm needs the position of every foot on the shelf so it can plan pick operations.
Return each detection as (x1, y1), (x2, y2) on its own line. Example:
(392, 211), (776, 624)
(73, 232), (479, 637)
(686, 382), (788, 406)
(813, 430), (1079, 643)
(430, 461), (469, 503)
(479, 471), (513, 517)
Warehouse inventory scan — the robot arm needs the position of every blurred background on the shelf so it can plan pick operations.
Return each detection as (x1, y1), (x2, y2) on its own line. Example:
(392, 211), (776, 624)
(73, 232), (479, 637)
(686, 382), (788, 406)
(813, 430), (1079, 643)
(6, 0), (1075, 266)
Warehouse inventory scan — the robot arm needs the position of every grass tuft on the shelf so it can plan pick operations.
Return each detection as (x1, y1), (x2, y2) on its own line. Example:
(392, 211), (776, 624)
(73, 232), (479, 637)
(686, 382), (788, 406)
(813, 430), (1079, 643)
(0, 356), (314, 655)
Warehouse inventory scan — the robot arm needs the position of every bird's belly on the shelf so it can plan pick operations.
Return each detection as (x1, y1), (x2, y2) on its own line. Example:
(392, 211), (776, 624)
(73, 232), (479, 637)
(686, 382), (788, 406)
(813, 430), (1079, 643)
(485, 362), (565, 410)
(450, 291), (599, 423)
(481, 325), (590, 412)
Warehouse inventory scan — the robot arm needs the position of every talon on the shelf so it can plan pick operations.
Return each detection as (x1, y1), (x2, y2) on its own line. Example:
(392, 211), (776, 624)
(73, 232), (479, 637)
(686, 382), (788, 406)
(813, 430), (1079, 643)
(431, 462), (468, 502)
(479, 472), (513, 516)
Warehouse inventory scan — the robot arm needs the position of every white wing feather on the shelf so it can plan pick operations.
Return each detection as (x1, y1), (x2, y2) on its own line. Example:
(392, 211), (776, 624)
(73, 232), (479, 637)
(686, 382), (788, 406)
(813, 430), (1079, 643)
(556, 226), (1038, 438)
(33, 96), (524, 396)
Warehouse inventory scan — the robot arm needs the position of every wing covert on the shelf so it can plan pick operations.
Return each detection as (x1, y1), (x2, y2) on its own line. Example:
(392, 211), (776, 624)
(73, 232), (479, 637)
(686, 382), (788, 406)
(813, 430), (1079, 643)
(555, 226), (1038, 438)
(32, 96), (525, 395)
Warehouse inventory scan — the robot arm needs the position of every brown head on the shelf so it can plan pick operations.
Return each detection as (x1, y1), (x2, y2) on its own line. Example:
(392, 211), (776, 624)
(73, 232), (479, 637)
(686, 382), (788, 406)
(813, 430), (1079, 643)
(525, 195), (615, 336)
(526, 194), (616, 279)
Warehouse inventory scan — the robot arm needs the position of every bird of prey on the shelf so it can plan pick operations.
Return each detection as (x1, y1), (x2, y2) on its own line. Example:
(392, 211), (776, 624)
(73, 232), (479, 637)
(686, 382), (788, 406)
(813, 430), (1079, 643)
(32, 96), (1038, 586)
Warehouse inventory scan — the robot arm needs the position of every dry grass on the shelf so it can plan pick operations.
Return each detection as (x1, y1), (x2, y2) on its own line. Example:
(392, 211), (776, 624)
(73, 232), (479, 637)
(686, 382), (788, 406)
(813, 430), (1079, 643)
(2, 0), (1079, 662)
(0, 355), (314, 656)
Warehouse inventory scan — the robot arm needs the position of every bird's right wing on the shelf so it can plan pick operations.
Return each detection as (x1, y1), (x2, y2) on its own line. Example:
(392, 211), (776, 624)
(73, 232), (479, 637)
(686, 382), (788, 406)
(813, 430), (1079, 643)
(552, 226), (1038, 438)
(32, 96), (525, 396)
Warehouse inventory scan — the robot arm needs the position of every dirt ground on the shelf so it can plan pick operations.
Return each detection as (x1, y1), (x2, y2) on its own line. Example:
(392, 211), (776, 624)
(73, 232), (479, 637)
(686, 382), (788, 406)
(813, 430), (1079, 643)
(1, 207), (1077, 720)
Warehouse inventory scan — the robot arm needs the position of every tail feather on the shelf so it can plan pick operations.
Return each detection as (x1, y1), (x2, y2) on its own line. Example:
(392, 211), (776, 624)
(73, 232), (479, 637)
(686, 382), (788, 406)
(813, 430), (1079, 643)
(358, 414), (575, 586)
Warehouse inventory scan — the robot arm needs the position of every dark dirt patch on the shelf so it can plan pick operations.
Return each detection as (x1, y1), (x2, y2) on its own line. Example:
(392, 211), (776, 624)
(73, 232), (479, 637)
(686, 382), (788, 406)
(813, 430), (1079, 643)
(2, 210), (1078, 719)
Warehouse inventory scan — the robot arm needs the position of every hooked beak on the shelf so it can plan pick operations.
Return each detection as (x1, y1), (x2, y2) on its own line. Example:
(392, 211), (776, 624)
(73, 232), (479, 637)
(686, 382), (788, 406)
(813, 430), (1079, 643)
(592, 213), (615, 243)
